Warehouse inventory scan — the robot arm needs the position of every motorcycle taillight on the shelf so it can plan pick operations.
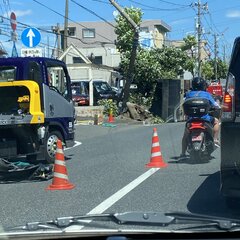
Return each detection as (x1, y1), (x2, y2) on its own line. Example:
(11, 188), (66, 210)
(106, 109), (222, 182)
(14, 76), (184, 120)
(189, 121), (205, 130)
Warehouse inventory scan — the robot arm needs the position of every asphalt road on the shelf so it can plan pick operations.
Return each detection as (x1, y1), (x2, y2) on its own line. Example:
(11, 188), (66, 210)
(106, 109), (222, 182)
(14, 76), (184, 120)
(0, 122), (238, 230)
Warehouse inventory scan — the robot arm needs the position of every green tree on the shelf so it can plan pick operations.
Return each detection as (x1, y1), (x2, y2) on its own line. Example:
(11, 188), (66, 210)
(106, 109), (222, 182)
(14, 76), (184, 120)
(153, 46), (189, 79)
(214, 59), (228, 79)
(119, 48), (161, 97)
(131, 48), (161, 96)
(114, 7), (142, 54)
(115, 7), (159, 98)
(119, 46), (189, 97)
(202, 59), (228, 80)
(114, 7), (194, 103)
(202, 61), (214, 80)
(181, 35), (197, 77)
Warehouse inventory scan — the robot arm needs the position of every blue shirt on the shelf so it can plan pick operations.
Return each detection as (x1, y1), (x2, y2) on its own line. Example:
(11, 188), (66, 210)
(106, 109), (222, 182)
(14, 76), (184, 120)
(184, 90), (219, 122)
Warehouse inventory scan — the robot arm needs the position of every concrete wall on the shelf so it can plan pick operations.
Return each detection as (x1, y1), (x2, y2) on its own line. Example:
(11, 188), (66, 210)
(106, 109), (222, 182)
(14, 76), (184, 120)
(150, 79), (183, 121)
(75, 106), (104, 119)
(68, 66), (113, 83)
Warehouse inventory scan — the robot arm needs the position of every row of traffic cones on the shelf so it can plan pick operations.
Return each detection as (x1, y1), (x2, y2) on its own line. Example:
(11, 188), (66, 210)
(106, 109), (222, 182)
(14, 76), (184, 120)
(46, 127), (167, 191)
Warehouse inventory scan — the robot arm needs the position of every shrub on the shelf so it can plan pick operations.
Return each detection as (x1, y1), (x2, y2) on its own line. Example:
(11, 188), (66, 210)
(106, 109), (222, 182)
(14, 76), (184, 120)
(97, 99), (119, 116)
(129, 93), (153, 110)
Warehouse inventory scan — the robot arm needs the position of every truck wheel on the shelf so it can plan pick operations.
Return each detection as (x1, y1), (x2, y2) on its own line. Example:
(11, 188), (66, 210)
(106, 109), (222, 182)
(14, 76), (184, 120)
(45, 130), (63, 164)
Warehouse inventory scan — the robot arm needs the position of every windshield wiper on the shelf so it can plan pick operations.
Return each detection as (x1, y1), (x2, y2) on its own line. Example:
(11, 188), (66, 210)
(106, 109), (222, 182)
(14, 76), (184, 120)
(7, 211), (240, 232)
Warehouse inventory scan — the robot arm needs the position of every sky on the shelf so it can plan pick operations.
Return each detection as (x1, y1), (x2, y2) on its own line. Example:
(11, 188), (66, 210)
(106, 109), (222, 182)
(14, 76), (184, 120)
(1, 0), (240, 59)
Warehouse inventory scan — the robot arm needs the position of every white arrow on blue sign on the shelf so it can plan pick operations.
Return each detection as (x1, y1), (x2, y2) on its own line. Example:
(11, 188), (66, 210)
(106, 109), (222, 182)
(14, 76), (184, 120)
(21, 27), (41, 48)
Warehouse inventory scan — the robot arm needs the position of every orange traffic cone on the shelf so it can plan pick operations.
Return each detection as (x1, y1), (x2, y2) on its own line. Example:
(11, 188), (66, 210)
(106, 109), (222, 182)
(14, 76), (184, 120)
(146, 128), (168, 168)
(46, 140), (75, 190)
(108, 108), (114, 123)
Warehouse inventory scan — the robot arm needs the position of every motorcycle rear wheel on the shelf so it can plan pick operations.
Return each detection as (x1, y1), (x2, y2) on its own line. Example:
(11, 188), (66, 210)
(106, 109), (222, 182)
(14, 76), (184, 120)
(190, 150), (203, 163)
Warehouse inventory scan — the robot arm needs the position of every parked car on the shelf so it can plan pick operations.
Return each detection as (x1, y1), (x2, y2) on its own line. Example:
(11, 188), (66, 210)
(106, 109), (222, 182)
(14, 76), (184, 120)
(220, 37), (240, 205)
(71, 83), (89, 106)
(71, 80), (119, 106)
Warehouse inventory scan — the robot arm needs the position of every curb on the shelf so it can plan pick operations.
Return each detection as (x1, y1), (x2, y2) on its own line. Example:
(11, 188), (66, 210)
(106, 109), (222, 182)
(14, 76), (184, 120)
(75, 117), (144, 126)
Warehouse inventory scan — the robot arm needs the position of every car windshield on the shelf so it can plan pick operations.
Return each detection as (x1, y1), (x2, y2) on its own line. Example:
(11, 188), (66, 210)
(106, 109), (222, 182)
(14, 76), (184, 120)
(0, 1), (238, 239)
(0, 66), (16, 82)
(94, 81), (112, 92)
(71, 87), (80, 95)
(71, 83), (89, 95)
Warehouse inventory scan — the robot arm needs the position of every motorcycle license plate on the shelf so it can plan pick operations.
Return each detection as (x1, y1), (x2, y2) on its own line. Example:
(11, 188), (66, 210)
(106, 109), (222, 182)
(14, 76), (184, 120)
(192, 135), (202, 141)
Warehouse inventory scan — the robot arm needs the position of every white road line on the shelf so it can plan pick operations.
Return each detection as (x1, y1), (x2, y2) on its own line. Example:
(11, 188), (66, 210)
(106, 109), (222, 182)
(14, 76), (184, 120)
(65, 141), (82, 150)
(88, 167), (160, 214)
(66, 167), (160, 231)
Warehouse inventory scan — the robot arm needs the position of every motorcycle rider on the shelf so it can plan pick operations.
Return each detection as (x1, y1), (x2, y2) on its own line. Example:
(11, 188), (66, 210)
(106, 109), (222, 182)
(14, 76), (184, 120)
(180, 77), (221, 158)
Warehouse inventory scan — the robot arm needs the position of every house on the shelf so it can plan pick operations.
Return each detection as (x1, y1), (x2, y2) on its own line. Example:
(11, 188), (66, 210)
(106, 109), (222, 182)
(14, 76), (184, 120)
(58, 19), (171, 86)
(169, 39), (210, 81)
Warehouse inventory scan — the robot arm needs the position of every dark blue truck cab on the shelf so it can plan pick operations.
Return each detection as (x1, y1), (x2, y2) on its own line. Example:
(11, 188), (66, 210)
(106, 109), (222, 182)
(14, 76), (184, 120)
(220, 37), (240, 205)
(0, 57), (75, 163)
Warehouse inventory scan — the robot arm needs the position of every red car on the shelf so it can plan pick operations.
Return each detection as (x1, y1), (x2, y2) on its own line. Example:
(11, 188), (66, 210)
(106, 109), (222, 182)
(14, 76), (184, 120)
(71, 80), (118, 106)
(71, 85), (89, 106)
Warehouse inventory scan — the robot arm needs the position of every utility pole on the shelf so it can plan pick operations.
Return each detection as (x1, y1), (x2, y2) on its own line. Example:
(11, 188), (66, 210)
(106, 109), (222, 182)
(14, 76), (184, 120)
(109, 0), (139, 111)
(57, 23), (61, 58)
(63, 0), (68, 62)
(213, 33), (218, 80)
(193, 0), (208, 78)
(52, 23), (61, 58)
(197, 0), (201, 78)
(223, 44), (226, 62)
(213, 31), (226, 80)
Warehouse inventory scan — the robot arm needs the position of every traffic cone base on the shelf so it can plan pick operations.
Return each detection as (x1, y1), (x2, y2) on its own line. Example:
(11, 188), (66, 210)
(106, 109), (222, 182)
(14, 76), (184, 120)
(46, 179), (75, 190)
(108, 113), (114, 123)
(146, 160), (168, 168)
(46, 140), (75, 190)
(108, 108), (114, 123)
(146, 128), (168, 168)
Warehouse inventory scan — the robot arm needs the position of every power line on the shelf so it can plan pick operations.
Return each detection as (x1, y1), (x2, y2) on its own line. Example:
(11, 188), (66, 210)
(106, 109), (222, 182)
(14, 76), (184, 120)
(2, 0), (10, 18)
(91, 0), (111, 5)
(0, 14), (112, 55)
(70, 0), (115, 28)
(0, 15), (106, 56)
(156, 0), (191, 7)
(128, 0), (190, 11)
(0, 4), (5, 17)
(202, 33), (214, 54)
(32, 0), (114, 44)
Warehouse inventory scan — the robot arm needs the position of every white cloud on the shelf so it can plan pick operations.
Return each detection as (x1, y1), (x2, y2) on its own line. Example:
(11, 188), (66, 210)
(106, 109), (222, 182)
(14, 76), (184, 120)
(170, 19), (188, 25)
(14, 9), (32, 17)
(226, 10), (240, 18)
(4, 9), (32, 18)
(10, 1), (23, 6)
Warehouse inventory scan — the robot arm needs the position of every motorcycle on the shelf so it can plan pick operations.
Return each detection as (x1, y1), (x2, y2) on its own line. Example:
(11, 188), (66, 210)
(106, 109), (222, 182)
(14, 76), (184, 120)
(183, 98), (217, 162)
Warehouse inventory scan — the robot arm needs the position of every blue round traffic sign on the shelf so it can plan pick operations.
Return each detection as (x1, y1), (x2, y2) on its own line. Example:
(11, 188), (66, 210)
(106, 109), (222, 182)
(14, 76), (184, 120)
(21, 27), (41, 48)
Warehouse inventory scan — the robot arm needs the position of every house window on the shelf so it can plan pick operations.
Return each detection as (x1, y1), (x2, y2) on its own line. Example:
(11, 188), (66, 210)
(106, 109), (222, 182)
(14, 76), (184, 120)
(139, 27), (149, 33)
(93, 56), (102, 65)
(82, 28), (95, 38)
(68, 27), (76, 36)
(73, 57), (85, 64)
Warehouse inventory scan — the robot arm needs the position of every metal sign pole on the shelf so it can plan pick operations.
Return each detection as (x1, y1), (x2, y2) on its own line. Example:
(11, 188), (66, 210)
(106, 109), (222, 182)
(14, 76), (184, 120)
(10, 12), (18, 57)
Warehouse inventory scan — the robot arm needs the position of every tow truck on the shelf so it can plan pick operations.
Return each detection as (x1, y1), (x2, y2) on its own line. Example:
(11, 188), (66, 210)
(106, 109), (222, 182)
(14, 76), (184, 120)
(0, 57), (75, 163)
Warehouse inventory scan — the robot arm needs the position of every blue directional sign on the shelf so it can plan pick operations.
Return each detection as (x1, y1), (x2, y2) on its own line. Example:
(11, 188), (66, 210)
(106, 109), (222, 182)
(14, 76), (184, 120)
(21, 27), (41, 48)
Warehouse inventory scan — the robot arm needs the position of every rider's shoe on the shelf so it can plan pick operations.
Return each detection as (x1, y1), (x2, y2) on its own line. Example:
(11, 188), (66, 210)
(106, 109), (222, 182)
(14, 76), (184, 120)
(179, 153), (187, 160)
(214, 139), (220, 147)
